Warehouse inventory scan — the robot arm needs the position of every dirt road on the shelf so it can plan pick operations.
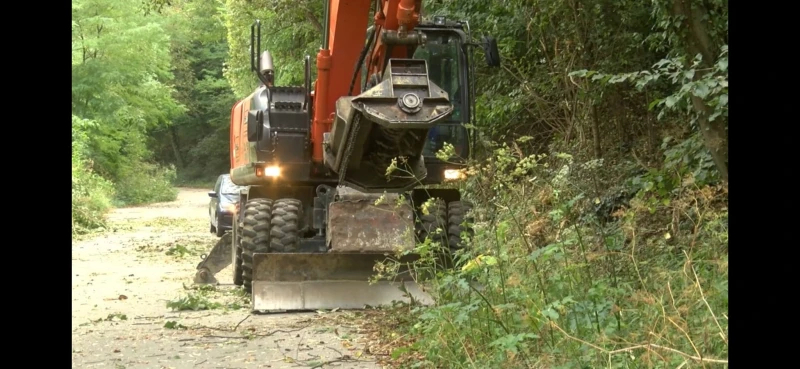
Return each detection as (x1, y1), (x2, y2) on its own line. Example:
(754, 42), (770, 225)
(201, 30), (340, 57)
(72, 188), (382, 369)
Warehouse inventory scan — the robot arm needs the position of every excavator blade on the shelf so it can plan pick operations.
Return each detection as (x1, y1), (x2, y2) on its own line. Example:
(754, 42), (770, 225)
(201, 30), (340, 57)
(194, 233), (233, 284)
(250, 252), (434, 312)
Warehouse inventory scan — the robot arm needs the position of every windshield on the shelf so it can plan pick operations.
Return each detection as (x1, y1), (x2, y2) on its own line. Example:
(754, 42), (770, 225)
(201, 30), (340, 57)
(422, 123), (469, 159)
(220, 176), (244, 194)
(412, 32), (464, 122)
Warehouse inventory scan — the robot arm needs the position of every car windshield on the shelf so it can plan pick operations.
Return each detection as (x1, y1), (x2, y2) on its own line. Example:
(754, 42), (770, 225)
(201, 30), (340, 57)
(220, 176), (244, 194)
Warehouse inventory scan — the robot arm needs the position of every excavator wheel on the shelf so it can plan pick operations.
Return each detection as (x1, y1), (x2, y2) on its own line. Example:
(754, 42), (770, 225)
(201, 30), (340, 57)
(270, 198), (303, 252)
(232, 219), (244, 286)
(240, 198), (273, 294)
(417, 198), (448, 247)
(447, 201), (474, 250)
(233, 244), (244, 285)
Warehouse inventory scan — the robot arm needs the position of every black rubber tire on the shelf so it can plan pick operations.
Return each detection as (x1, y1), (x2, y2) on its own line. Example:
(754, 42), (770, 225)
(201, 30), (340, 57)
(240, 198), (273, 294)
(215, 214), (225, 237)
(447, 201), (474, 250)
(417, 198), (448, 246)
(270, 198), (303, 252)
(233, 245), (244, 286)
(210, 223), (216, 234)
(232, 219), (244, 286)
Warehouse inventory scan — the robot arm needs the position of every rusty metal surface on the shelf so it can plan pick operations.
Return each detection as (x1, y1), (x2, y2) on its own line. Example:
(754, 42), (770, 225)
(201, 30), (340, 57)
(250, 252), (432, 312)
(194, 233), (233, 284)
(327, 194), (415, 253)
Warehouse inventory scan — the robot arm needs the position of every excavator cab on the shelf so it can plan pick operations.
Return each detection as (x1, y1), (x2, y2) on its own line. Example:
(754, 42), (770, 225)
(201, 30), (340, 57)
(410, 20), (497, 183)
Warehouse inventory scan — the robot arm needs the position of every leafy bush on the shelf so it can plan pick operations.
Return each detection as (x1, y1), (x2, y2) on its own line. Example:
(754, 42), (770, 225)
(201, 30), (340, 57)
(377, 139), (728, 368)
(72, 116), (114, 235)
(114, 161), (179, 206)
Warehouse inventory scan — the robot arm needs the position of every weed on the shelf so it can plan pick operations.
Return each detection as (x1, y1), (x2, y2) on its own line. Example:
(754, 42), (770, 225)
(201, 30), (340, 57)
(164, 320), (188, 330)
(166, 244), (192, 257)
(375, 140), (728, 368)
(167, 286), (248, 311)
(94, 313), (128, 322)
(166, 293), (222, 311)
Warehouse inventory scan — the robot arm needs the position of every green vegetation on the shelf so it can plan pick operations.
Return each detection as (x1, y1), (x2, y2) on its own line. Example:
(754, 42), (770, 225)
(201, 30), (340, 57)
(71, 0), (237, 235)
(73, 0), (727, 366)
(370, 0), (728, 368)
(166, 284), (250, 311)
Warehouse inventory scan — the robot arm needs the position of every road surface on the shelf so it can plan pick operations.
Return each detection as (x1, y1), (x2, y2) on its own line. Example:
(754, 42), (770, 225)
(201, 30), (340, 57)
(72, 188), (383, 369)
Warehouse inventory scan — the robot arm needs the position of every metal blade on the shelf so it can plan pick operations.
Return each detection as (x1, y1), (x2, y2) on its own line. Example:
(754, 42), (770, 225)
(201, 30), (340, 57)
(250, 252), (433, 312)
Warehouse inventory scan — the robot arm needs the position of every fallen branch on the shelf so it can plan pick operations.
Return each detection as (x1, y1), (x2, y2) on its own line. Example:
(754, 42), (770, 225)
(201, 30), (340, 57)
(192, 315), (251, 332)
(256, 326), (310, 337)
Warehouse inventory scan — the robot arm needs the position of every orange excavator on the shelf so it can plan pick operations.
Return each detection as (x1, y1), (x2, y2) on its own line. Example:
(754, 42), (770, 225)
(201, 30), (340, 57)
(195, 0), (500, 312)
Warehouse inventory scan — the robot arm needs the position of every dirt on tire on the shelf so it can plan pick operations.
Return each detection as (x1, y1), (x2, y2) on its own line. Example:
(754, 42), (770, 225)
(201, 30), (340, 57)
(72, 188), (382, 369)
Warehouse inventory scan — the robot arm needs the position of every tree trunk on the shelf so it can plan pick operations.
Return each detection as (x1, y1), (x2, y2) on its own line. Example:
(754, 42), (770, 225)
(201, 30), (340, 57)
(169, 125), (185, 169)
(672, 0), (728, 183)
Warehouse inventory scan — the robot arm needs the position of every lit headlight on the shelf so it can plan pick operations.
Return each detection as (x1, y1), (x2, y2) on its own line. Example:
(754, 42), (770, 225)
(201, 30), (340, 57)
(444, 169), (466, 180)
(264, 166), (280, 177)
(257, 165), (281, 177)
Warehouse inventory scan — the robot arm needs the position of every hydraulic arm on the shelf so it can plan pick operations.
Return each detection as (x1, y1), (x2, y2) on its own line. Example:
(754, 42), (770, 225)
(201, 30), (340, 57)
(314, 0), (453, 192)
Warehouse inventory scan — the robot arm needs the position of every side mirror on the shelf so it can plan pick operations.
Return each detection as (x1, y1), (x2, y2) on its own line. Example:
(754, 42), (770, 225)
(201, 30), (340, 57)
(208, 191), (218, 198)
(247, 110), (263, 142)
(481, 36), (501, 67)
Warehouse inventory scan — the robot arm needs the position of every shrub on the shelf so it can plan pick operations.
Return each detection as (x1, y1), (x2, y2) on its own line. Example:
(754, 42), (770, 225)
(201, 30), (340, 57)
(114, 162), (179, 206)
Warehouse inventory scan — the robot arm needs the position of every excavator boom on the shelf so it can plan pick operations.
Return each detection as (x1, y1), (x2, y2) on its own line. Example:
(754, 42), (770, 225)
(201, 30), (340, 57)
(314, 0), (448, 192)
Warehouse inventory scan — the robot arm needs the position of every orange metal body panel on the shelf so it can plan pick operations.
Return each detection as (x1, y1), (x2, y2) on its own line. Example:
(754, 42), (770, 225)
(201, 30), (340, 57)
(311, 0), (373, 164)
(230, 97), (252, 171)
(310, 0), (421, 164)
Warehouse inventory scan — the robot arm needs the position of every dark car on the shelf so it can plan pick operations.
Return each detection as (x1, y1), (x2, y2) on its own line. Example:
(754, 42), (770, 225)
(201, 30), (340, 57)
(208, 174), (244, 237)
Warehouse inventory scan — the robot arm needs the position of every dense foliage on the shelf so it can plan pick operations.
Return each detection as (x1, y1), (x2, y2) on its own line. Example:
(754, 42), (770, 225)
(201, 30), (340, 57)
(371, 0), (728, 367)
(72, 0), (727, 367)
(72, 0), (182, 234)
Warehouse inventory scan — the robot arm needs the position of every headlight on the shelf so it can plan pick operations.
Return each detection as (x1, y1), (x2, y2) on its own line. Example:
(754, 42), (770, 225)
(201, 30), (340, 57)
(223, 203), (236, 213)
(264, 166), (280, 177)
(256, 165), (281, 177)
(444, 169), (466, 180)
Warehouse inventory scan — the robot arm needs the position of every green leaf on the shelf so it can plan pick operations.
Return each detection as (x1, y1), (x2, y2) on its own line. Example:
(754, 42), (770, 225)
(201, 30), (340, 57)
(608, 74), (627, 83)
(717, 58), (728, 72)
(665, 96), (679, 108)
(569, 69), (589, 77)
(541, 307), (560, 320)
(693, 83), (710, 99)
(391, 347), (411, 359)
(718, 94), (728, 106)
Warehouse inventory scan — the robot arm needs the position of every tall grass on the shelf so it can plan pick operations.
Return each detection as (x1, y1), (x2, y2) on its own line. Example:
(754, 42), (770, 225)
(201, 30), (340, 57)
(379, 139), (728, 368)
